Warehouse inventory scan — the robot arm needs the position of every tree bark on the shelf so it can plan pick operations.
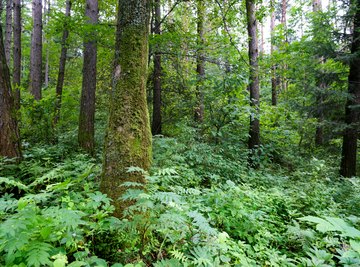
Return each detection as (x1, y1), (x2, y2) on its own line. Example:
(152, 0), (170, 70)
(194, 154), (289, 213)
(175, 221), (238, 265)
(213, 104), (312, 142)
(246, 0), (260, 167)
(151, 0), (162, 135)
(12, 0), (21, 110)
(340, 0), (360, 177)
(5, 0), (12, 66)
(54, 0), (71, 126)
(29, 0), (42, 100)
(194, 0), (205, 123)
(270, 0), (277, 106)
(101, 0), (151, 218)
(78, 0), (98, 155)
(0, 25), (21, 159)
(44, 0), (50, 88)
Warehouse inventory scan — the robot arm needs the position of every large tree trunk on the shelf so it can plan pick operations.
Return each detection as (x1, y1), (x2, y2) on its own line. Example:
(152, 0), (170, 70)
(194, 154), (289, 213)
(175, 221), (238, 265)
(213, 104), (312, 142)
(29, 0), (42, 100)
(5, 0), (12, 66)
(54, 0), (71, 126)
(246, 0), (260, 168)
(12, 0), (21, 109)
(0, 25), (21, 159)
(101, 0), (151, 218)
(340, 0), (360, 177)
(78, 0), (98, 155)
(270, 0), (277, 106)
(151, 0), (162, 135)
(194, 0), (205, 123)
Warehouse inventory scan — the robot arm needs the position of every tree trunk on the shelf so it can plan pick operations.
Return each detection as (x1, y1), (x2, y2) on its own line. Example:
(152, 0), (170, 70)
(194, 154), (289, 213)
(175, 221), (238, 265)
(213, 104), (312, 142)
(78, 0), (98, 155)
(0, 25), (21, 159)
(270, 0), (277, 106)
(54, 0), (71, 126)
(12, 0), (21, 110)
(44, 0), (50, 88)
(340, 0), (360, 177)
(151, 0), (162, 135)
(101, 0), (151, 218)
(29, 0), (42, 100)
(194, 0), (205, 123)
(246, 0), (260, 167)
(5, 0), (12, 66)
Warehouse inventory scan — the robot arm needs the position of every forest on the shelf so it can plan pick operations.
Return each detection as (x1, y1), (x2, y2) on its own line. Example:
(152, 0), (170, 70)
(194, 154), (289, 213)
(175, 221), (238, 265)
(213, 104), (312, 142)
(0, 0), (360, 266)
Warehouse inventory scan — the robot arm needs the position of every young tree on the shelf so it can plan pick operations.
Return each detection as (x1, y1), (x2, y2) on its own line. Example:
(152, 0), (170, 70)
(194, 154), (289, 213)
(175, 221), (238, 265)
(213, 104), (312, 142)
(151, 0), (162, 135)
(101, 0), (152, 217)
(5, 0), (12, 65)
(194, 0), (205, 123)
(29, 0), (42, 100)
(54, 0), (72, 126)
(270, 0), (277, 106)
(78, 0), (98, 154)
(340, 0), (360, 177)
(246, 0), (260, 167)
(13, 0), (21, 109)
(0, 24), (21, 159)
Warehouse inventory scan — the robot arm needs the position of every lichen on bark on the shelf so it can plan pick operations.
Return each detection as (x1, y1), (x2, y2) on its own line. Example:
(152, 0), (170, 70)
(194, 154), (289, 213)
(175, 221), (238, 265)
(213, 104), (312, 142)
(101, 0), (151, 218)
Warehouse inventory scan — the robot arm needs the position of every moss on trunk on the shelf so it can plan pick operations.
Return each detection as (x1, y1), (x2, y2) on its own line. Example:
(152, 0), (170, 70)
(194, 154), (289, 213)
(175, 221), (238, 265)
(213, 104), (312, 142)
(101, 0), (151, 218)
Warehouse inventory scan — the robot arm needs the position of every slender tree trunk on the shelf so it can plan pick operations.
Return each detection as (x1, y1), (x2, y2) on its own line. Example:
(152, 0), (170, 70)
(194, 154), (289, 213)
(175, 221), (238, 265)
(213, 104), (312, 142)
(5, 0), (12, 66)
(12, 0), (21, 109)
(0, 25), (21, 159)
(270, 0), (277, 106)
(101, 0), (151, 218)
(54, 0), (71, 126)
(194, 0), (205, 123)
(44, 0), (50, 87)
(29, 0), (42, 100)
(340, 0), (360, 177)
(151, 0), (162, 135)
(78, 0), (98, 155)
(246, 0), (260, 167)
(313, 0), (325, 146)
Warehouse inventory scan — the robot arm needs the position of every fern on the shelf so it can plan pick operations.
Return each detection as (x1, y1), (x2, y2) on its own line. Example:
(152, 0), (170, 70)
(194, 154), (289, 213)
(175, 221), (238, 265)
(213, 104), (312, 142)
(153, 258), (184, 267)
(188, 211), (217, 236)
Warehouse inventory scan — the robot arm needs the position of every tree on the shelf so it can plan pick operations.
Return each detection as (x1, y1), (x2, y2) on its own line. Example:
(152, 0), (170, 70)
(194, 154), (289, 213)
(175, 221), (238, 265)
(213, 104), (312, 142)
(246, 0), (260, 167)
(194, 0), (205, 123)
(12, 0), (21, 109)
(54, 0), (72, 126)
(5, 0), (12, 65)
(0, 24), (21, 159)
(101, 0), (152, 217)
(270, 0), (277, 106)
(78, 0), (98, 154)
(151, 0), (162, 135)
(340, 0), (360, 177)
(29, 0), (42, 100)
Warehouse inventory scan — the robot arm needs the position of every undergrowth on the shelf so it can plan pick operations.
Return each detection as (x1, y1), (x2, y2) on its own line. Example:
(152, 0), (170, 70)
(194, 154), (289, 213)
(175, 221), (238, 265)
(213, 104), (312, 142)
(0, 135), (359, 266)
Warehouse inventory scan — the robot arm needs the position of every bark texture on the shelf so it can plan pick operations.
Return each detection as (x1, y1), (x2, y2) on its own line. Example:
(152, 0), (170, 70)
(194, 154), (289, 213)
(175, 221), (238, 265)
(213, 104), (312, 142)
(0, 25), (21, 159)
(78, 0), (98, 154)
(246, 0), (260, 167)
(194, 0), (205, 123)
(54, 0), (71, 126)
(101, 0), (151, 218)
(29, 0), (42, 100)
(5, 0), (12, 66)
(151, 0), (162, 135)
(340, 0), (360, 177)
(12, 0), (21, 109)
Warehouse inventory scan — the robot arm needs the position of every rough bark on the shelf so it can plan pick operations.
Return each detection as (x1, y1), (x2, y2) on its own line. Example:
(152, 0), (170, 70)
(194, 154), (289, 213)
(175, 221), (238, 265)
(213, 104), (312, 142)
(12, 0), (20, 109)
(29, 0), (42, 100)
(270, 0), (277, 106)
(0, 25), (21, 159)
(5, 0), (12, 66)
(78, 0), (98, 154)
(340, 0), (360, 177)
(101, 0), (151, 218)
(194, 0), (205, 123)
(54, 0), (71, 126)
(151, 0), (162, 135)
(246, 0), (260, 167)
